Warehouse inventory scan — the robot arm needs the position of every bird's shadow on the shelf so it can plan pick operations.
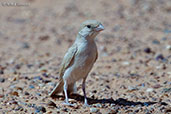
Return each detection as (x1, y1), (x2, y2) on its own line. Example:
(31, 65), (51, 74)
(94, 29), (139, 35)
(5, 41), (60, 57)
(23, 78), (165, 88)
(51, 93), (168, 106)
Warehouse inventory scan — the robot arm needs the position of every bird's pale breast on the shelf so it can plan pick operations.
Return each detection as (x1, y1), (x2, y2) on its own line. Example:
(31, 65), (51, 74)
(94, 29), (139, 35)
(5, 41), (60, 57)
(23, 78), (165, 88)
(63, 41), (97, 83)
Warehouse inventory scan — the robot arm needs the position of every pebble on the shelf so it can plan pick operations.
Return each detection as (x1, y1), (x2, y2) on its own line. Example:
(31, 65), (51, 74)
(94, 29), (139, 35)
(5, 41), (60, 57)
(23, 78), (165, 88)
(29, 85), (35, 89)
(101, 52), (108, 57)
(42, 73), (49, 78)
(21, 42), (30, 49)
(146, 88), (154, 92)
(0, 94), (4, 98)
(165, 107), (171, 113)
(152, 39), (160, 45)
(24, 91), (30, 95)
(36, 93), (41, 96)
(68, 99), (77, 103)
(94, 103), (102, 108)
(35, 106), (46, 113)
(122, 61), (130, 66)
(33, 76), (43, 81)
(166, 45), (171, 50)
(90, 108), (99, 113)
(164, 29), (171, 34)
(155, 54), (167, 62)
(9, 91), (19, 96)
(43, 80), (51, 83)
(62, 108), (69, 112)
(7, 100), (18, 105)
(0, 78), (5, 83)
(0, 70), (4, 74)
(47, 101), (57, 108)
(141, 83), (145, 87)
(27, 64), (33, 68)
(128, 86), (138, 91)
(15, 106), (24, 111)
(161, 88), (171, 93)
(39, 35), (50, 41)
(15, 64), (22, 69)
(152, 84), (161, 89)
(144, 47), (152, 53)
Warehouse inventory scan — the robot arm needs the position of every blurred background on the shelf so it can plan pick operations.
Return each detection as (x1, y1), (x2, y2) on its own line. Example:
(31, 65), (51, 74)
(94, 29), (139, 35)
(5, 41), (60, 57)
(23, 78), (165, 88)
(0, 0), (170, 113)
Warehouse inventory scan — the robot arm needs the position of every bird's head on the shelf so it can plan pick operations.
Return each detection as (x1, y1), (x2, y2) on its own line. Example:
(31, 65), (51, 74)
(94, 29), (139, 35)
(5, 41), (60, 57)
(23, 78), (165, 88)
(78, 20), (104, 39)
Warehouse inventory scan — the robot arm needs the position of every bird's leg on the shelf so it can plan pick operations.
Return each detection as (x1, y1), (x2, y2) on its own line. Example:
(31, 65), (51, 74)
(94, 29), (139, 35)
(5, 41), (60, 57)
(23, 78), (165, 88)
(82, 77), (90, 107)
(63, 80), (75, 106)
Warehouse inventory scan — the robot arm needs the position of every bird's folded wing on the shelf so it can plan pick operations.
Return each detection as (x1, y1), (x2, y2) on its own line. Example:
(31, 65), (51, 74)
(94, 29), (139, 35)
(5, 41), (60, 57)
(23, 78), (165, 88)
(59, 44), (78, 79)
(94, 49), (98, 62)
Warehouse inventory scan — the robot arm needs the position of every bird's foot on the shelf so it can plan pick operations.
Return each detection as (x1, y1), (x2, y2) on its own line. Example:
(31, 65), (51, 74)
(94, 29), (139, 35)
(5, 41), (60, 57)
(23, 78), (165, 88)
(62, 102), (76, 107)
(83, 103), (91, 107)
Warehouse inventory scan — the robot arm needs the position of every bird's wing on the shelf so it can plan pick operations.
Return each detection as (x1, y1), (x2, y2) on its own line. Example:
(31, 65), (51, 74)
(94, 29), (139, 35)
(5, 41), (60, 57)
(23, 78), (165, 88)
(94, 44), (98, 62)
(94, 49), (98, 62)
(59, 44), (78, 79)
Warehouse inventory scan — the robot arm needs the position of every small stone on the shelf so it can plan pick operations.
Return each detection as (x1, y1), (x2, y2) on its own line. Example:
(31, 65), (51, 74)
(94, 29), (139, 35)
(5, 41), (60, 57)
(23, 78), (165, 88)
(141, 83), (145, 87)
(106, 109), (118, 114)
(144, 47), (152, 53)
(94, 103), (102, 108)
(42, 73), (49, 78)
(152, 84), (162, 89)
(101, 52), (108, 57)
(122, 61), (130, 66)
(128, 86), (138, 91)
(8, 100), (18, 105)
(21, 42), (30, 49)
(27, 64), (33, 68)
(35, 106), (46, 113)
(36, 93), (41, 96)
(62, 108), (69, 112)
(165, 107), (171, 113)
(155, 54), (167, 62)
(15, 64), (22, 69)
(56, 39), (61, 45)
(164, 29), (171, 34)
(39, 35), (50, 41)
(0, 70), (4, 74)
(43, 80), (51, 83)
(0, 78), (5, 83)
(24, 91), (30, 95)
(10, 91), (19, 96)
(166, 45), (171, 50)
(92, 90), (97, 93)
(112, 58), (117, 62)
(162, 88), (171, 93)
(0, 94), (4, 98)
(134, 109), (139, 113)
(33, 76), (43, 81)
(47, 101), (57, 108)
(15, 106), (24, 111)
(68, 99), (77, 103)
(90, 108), (99, 113)
(29, 85), (35, 89)
(162, 37), (167, 41)
(146, 88), (153, 92)
(152, 39), (160, 45)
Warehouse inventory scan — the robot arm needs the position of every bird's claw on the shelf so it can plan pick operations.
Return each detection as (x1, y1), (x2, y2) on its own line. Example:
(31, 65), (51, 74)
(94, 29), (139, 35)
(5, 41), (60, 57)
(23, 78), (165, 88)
(62, 102), (76, 107)
(83, 103), (91, 107)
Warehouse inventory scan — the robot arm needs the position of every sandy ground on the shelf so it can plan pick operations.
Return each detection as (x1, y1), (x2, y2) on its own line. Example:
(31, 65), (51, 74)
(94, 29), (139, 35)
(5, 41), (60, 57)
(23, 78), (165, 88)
(0, 0), (171, 113)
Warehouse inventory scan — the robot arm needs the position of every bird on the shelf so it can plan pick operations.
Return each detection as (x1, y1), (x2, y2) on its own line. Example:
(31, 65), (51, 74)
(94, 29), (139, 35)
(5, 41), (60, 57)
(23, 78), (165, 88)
(49, 20), (104, 106)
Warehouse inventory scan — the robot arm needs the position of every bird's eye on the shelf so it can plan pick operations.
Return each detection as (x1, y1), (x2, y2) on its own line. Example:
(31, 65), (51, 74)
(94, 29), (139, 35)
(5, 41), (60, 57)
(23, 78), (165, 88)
(87, 25), (91, 28)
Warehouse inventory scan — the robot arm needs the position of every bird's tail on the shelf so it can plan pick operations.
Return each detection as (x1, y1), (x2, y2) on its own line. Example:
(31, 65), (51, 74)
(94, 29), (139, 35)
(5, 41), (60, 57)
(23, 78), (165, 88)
(49, 79), (64, 97)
